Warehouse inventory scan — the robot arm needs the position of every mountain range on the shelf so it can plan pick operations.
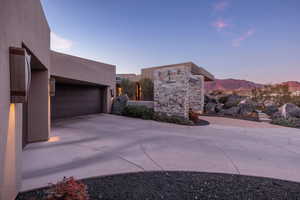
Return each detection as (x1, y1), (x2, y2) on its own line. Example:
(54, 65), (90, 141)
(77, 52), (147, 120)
(205, 79), (300, 92)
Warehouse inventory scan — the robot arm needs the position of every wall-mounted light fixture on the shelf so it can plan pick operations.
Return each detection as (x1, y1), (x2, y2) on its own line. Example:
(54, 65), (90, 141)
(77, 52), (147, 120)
(110, 88), (114, 98)
(49, 77), (56, 96)
(9, 47), (31, 103)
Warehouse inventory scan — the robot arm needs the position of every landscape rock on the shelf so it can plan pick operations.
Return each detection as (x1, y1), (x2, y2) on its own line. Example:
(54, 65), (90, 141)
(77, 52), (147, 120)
(215, 103), (224, 113)
(279, 103), (300, 118)
(223, 106), (240, 116)
(205, 102), (217, 114)
(264, 105), (279, 116)
(204, 95), (217, 104)
(224, 94), (242, 109)
(238, 99), (256, 116)
(111, 95), (129, 115)
(264, 100), (277, 107)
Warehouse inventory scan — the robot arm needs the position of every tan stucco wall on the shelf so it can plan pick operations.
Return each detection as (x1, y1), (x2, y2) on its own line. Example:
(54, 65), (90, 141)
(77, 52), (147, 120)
(0, 0), (50, 199)
(50, 51), (116, 112)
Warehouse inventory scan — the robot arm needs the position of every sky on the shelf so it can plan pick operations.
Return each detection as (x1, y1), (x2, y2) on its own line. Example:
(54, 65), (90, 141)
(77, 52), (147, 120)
(41, 0), (300, 84)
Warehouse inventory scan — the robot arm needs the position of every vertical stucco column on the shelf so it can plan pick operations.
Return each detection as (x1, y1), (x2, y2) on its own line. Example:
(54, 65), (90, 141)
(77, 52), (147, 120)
(27, 70), (50, 142)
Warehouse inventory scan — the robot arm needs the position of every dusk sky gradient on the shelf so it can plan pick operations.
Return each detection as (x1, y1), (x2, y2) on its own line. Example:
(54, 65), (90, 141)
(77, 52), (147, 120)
(41, 0), (300, 84)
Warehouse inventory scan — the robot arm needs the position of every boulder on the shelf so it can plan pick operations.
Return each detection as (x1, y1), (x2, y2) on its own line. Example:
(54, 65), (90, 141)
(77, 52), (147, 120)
(264, 100), (276, 107)
(204, 95), (217, 104)
(215, 103), (224, 113)
(205, 102), (217, 114)
(264, 105), (279, 116)
(238, 99), (256, 116)
(223, 106), (240, 116)
(111, 95), (129, 115)
(272, 111), (283, 119)
(279, 103), (300, 119)
(224, 94), (242, 109)
(239, 104), (255, 117)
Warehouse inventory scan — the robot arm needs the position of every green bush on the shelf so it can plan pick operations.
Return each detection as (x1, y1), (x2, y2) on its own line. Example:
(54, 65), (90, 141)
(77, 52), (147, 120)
(139, 78), (154, 101)
(122, 105), (154, 120)
(120, 79), (136, 100)
(271, 117), (300, 128)
(153, 112), (194, 126)
(121, 105), (194, 125)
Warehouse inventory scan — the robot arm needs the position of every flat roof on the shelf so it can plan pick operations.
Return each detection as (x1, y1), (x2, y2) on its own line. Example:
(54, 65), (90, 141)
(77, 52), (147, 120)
(142, 62), (215, 81)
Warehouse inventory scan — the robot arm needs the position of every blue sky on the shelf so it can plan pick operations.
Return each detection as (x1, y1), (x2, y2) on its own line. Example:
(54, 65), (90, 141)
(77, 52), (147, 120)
(41, 0), (300, 84)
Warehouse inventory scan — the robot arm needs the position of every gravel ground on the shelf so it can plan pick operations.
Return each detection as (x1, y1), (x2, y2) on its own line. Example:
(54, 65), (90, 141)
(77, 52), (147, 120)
(16, 171), (300, 200)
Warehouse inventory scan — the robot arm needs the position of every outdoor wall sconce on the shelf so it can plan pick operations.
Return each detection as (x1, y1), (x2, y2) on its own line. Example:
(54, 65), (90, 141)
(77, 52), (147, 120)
(49, 77), (56, 96)
(110, 88), (114, 98)
(9, 47), (31, 103)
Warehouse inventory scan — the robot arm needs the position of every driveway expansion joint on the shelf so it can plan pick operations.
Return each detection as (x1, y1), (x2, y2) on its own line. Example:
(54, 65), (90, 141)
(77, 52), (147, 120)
(116, 155), (145, 171)
(140, 143), (165, 171)
(213, 142), (241, 175)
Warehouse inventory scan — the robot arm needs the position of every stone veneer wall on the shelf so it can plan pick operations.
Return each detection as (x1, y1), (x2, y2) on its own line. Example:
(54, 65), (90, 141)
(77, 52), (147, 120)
(189, 74), (204, 114)
(153, 66), (204, 119)
(154, 66), (190, 119)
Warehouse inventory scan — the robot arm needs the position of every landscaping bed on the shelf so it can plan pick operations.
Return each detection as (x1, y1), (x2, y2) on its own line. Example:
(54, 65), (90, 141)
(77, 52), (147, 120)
(17, 171), (300, 200)
(120, 105), (209, 126)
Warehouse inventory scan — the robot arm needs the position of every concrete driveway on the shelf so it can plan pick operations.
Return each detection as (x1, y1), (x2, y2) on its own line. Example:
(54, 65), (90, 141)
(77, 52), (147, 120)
(22, 114), (300, 191)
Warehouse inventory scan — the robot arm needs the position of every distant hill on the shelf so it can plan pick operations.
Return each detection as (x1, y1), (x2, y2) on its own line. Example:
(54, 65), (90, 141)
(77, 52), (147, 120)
(281, 81), (300, 92)
(205, 79), (264, 92)
(205, 79), (300, 94)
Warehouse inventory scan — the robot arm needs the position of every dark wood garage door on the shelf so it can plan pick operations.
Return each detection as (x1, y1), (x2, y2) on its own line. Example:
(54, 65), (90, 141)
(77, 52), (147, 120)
(51, 84), (104, 120)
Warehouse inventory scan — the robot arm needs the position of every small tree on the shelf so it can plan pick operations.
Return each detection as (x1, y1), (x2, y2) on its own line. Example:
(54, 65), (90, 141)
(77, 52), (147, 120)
(139, 78), (154, 101)
(120, 79), (136, 100)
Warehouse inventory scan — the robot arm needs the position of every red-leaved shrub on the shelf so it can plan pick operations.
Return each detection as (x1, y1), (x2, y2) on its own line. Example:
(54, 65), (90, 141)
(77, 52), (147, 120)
(47, 177), (89, 200)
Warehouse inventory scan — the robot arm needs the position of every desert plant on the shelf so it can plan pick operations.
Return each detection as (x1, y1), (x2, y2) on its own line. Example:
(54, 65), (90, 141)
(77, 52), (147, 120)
(251, 84), (292, 106)
(122, 105), (154, 120)
(139, 78), (154, 101)
(120, 79), (136, 100)
(46, 177), (89, 200)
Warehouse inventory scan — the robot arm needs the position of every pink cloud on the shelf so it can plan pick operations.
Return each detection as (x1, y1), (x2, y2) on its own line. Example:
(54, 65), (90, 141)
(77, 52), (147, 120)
(212, 19), (230, 31)
(232, 29), (255, 47)
(213, 1), (229, 12)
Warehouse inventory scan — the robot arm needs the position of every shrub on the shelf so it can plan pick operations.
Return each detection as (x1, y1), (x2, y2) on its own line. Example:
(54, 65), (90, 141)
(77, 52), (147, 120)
(218, 96), (228, 104)
(189, 110), (200, 123)
(46, 177), (89, 200)
(122, 105), (154, 120)
(120, 79), (136, 100)
(121, 105), (194, 125)
(271, 117), (300, 128)
(153, 112), (194, 126)
(139, 78), (154, 101)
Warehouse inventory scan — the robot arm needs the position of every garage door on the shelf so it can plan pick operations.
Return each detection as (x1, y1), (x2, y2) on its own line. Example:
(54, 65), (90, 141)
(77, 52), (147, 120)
(51, 84), (104, 120)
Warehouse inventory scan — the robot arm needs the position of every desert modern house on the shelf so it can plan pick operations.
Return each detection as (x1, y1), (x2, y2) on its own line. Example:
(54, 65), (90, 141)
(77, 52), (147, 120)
(0, 1), (115, 199)
(117, 62), (215, 118)
(117, 62), (214, 99)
